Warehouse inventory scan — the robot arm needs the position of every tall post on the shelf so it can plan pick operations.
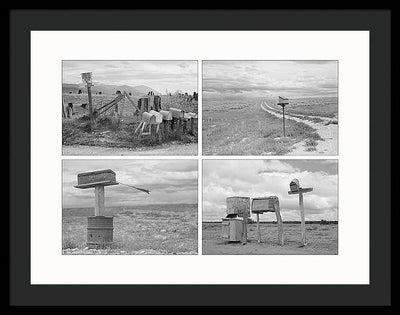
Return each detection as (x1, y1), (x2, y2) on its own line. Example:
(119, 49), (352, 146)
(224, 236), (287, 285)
(94, 185), (105, 216)
(242, 207), (248, 244)
(87, 85), (94, 128)
(275, 202), (284, 246)
(256, 213), (261, 243)
(282, 105), (286, 137)
(299, 192), (306, 246)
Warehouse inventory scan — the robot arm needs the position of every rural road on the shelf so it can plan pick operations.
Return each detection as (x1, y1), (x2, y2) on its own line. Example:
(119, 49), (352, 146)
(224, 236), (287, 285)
(261, 101), (338, 155)
(63, 142), (198, 156)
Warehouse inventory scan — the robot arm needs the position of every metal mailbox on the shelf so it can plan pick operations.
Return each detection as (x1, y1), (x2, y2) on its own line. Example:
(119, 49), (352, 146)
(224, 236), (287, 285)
(149, 110), (163, 124)
(290, 179), (300, 192)
(226, 196), (251, 217)
(251, 196), (279, 213)
(170, 107), (184, 119)
(75, 169), (117, 189)
(159, 110), (172, 121)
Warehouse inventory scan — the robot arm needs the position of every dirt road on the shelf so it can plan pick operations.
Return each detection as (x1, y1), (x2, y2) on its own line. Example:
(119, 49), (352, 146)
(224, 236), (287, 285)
(261, 101), (338, 155)
(63, 142), (198, 156)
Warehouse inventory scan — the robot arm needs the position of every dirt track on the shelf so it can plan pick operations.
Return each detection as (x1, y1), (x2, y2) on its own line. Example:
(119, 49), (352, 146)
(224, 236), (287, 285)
(63, 142), (198, 156)
(261, 101), (338, 155)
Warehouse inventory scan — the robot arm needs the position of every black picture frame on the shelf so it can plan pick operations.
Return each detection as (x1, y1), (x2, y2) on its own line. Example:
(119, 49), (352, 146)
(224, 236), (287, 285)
(9, 9), (391, 306)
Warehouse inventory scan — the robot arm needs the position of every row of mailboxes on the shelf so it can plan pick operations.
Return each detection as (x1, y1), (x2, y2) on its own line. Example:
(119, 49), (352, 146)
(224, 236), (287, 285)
(141, 108), (198, 125)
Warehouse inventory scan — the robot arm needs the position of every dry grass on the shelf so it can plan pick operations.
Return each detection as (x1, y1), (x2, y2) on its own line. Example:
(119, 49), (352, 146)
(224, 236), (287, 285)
(62, 204), (198, 255)
(202, 99), (322, 155)
(202, 222), (338, 255)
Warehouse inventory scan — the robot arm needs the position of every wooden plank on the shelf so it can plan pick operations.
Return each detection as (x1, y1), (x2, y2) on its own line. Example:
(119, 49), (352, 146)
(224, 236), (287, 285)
(299, 193), (306, 246)
(274, 202), (284, 246)
(256, 213), (261, 243)
(288, 187), (313, 195)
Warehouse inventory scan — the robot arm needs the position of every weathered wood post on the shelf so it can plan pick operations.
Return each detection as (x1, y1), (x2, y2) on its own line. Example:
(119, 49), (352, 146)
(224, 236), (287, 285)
(251, 196), (284, 245)
(74, 169), (119, 248)
(81, 72), (94, 128)
(277, 96), (289, 137)
(62, 99), (67, 118)
(288, 179), (313, 246)
(256, 212), (261, 243)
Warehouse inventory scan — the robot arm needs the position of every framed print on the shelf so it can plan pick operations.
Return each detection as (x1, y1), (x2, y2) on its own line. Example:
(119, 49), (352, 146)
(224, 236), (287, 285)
(10, 9), (391, 306)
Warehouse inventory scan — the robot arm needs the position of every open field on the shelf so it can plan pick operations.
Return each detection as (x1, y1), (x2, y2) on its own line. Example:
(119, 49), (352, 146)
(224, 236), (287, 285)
(62, 93), (198, 155)
(203, 98), (333, 155)
(202, 97), (337, 155)
(202, 222), (338, 255)
(63, 204), (198, 255)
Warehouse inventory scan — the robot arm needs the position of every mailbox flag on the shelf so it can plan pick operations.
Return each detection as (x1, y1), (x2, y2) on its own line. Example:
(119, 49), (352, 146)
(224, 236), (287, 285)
(118, 182), (151, 194)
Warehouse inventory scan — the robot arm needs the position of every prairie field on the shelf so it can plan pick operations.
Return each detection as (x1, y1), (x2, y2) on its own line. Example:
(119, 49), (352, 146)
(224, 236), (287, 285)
(62, 204), (198, 255)
(202, 222), (338, 255)
(202, 97), (338, 155)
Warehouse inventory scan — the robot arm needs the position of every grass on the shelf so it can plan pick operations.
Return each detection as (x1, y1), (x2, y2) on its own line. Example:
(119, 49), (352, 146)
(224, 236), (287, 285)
(268, 97), (338, 118)
(62, 95), (198, 149)
(202, 222), (338, 255)
(62, 204), (198, 255)
(202, 99), (322, 155)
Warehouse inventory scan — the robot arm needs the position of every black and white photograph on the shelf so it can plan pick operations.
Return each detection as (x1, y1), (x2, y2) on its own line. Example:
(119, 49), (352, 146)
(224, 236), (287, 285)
(62, 159), (198, 255)
(203, 61), (338, 156)
(62, 60), (198, 156)
(202, 159), (338, 255)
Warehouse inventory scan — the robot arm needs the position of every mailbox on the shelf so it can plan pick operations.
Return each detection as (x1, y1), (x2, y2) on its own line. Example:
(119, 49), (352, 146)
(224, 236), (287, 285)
(251, 196), (279, 213)
(170, 107), (184, 119)
(187, 112), (198, 119)
(159, 110), (172, 121)
(226, 196), (250, 217)
(149, 110), (163, 124)
(290, 179), (300, 192)
(75, 169), (117, 189)
(142, 111), (156, 124)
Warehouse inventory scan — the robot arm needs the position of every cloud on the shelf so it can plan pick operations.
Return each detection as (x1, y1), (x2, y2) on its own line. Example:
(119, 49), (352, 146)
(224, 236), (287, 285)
(203, 61), (337, 99)
(203, 160), (338, 222)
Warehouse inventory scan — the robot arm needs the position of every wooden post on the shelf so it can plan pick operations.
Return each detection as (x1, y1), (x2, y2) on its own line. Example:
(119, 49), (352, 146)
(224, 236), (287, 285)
(299, 192), (306, 246)
(256, 213), (261, 243)
(275, 203), (284, 246)
(94, 185), (105, 216)
(62, 99), (67, 118)
(242, 207), (248, 244)
(282, 105), (286, 137)
(87, 85), (94, 128)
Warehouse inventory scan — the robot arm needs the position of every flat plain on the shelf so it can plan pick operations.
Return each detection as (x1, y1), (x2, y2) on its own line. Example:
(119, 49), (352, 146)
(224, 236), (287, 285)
(202, 97), (338, 155)
(202, 222), (338, 255)
(62, 204), (198, 255)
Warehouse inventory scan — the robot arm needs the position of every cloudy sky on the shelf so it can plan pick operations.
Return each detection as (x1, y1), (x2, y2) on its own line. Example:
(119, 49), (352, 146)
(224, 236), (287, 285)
(63, 160), (197, 208)
(203, 61), (338, 99)
(63, 61), (197, 94)
(203, 160), (338, 222)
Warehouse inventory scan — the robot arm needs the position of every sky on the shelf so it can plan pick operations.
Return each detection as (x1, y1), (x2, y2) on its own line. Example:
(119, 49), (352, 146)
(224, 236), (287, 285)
(63, 61), (197, 94)
(203, 159), (338, 222)
(63, 160), (197, 208)
(203, 61), (338, 99)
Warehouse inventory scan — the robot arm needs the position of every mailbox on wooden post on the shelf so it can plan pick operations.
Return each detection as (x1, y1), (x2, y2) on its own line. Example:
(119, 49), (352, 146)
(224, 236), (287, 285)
(251, 196), (284, 245)
(288, 179), (313, 246)
(277, 96), (289, 137)
(74, 169), (119, 248)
